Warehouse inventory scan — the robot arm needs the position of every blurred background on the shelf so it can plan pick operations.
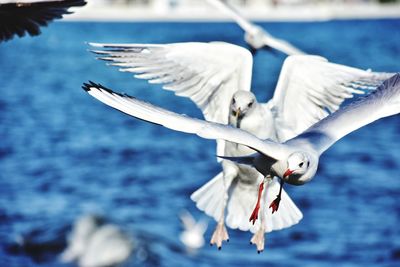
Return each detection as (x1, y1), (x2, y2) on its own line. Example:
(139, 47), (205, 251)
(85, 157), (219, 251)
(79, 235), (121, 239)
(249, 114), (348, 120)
(0, 0), (400, 267)
(68, 0), (400, 20)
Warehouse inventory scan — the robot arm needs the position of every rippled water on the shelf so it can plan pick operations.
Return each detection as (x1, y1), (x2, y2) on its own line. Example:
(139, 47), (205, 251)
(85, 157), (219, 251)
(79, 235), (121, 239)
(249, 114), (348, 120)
(0, 19), (400, 267)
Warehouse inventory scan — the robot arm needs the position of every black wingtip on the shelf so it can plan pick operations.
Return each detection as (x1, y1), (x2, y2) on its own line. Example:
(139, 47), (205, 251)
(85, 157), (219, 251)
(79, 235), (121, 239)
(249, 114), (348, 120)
(66, 0), (87, 7)
(373, 72), (400, 98)
(82, 82), (92, 92)
(81, 80), (130, 99)
(82, 80), (101, 92)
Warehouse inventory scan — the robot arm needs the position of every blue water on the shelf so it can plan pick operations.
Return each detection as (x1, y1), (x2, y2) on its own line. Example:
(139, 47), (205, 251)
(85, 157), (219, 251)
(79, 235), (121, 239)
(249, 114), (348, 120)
(0, 19), (400, 267)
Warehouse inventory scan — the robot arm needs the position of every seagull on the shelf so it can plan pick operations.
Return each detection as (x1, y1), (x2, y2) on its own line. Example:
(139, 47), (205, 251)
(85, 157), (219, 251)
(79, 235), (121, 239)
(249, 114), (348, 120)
(61, 214), (133, 267)
(0, 0), (86, 42)
(86, 42), (394, 252)
(205, 0), (304, 55)
(60, 214), (104, 263)
(83, 73), (400, 248)
(78, 225), (133, 267)
(179, 210), (207, 251)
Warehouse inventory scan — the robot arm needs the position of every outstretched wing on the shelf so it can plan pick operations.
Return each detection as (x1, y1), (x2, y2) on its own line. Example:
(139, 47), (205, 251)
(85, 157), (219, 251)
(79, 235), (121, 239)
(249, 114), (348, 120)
(0, 0), (86, 42)
(82, 81), (291, 161)
(90, 42), (252, 124)
(90, 42), (253, 158)
(269, 55), (395, 141)
(288, 73), (400, 155)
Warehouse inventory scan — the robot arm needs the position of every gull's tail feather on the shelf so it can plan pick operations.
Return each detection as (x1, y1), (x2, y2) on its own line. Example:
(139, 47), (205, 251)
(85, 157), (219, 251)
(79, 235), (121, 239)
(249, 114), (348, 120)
(191, 174), (303, 233)
(190, 173), (225, 222)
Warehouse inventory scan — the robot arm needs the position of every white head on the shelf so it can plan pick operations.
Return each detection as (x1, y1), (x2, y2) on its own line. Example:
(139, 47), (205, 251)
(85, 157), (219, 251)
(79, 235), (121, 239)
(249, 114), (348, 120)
(282, 152), (318, 185)
(230, 91), (257, 128)
(244, 25), (267, 50)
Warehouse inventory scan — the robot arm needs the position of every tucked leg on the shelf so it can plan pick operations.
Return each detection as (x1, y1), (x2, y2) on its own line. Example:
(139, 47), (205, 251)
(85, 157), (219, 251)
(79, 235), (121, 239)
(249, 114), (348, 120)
(269, 178), (284, 214)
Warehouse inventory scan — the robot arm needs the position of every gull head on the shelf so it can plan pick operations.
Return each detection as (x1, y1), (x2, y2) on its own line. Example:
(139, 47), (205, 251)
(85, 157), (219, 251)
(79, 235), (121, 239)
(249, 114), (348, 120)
(230, 91), (256, 128)
(244, 25), (268, 50)
(282, 152), (318, 185)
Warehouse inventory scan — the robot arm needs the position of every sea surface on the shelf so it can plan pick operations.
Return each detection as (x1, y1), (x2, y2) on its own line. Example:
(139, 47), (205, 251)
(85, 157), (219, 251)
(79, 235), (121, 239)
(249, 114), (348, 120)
(0, 19), (400, 267)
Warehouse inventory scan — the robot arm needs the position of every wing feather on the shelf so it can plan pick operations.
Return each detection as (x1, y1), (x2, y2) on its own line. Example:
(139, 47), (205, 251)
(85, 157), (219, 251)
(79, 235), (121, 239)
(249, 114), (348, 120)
(82, 81), (291, 161)
(90, 42), (253, 124)
(288, 73), (400, 154)
(0, 0), (86, 42)
(270, 55), (395, 141)
(90, 42), (253, 159)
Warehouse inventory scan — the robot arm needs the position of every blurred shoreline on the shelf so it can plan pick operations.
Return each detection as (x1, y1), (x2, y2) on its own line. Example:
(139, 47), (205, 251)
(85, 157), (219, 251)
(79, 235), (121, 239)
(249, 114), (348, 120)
(66, 3), (400, 22)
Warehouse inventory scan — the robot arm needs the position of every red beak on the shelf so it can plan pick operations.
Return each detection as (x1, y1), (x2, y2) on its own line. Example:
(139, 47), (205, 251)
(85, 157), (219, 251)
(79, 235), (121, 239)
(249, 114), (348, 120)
(283, 169), (294, 179)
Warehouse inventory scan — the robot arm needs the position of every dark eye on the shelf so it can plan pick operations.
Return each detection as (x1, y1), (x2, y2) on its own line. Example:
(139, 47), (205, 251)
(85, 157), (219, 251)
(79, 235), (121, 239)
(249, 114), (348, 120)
(232, 98), (236, 104)
(248, 101), (253, 108)
(299, 162), (304, 168)
(307, 162), (310, 167)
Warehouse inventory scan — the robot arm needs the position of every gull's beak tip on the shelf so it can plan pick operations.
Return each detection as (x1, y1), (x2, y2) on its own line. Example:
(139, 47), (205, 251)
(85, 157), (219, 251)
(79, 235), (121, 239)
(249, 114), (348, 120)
(283, 169), (294, 179)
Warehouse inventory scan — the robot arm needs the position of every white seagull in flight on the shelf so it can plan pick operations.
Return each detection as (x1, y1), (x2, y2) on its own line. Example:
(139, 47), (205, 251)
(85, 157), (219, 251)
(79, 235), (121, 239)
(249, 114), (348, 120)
(86, 42), (395, 252)
(0, 0), (86, 42)
(205, 0), (305, 55)
(82, 72), (400, 197)
(179, 210), (207, 251)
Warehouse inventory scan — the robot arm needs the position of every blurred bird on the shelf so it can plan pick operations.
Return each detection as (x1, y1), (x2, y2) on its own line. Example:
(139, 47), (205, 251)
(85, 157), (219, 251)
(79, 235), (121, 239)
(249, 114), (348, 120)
(61, 214), (133, 267)
(60, 214), (103, 263)
(86, 42), (393, 252)
(179, 210), (207, 251)
(83, 73), (399, 252)
(0, 0), (86, 42)
(205, 0), (304, 55)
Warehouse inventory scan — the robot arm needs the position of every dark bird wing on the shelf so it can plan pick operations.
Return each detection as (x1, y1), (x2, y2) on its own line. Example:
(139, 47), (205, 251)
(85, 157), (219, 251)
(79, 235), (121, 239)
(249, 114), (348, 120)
(0, 0), (86, 42)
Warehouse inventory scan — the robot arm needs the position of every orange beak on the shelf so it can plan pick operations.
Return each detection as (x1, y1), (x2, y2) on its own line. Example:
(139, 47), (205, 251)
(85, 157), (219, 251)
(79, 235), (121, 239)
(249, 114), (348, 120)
(283, 169), (294, 179)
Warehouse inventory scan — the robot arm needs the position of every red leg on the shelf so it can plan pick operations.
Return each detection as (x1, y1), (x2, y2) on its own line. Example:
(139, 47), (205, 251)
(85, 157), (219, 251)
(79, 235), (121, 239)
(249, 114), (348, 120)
(249, 181), (264, 225)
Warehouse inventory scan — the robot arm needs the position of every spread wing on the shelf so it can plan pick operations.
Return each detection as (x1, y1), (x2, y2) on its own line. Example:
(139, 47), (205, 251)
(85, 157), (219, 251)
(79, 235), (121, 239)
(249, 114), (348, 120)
(90, 42), (253, 158)
(82, 81), (291, 161)
(269, 55), (395, 141)
(0, 0), (86, 42)
(288, 73), (400, 155)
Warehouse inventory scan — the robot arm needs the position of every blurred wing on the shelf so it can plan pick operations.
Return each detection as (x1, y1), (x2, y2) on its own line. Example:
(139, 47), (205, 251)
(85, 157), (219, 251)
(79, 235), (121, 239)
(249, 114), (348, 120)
(289, 73), (400, 154)
(0, 0), (86, 42)
(262, 34), (305, 56)
(82, 81), (290, 161)
(269, 55), (395, 141)
(179, 210), (196, 231)
(205, 0), (304, 55)
(90, 42), (253, 159)
(205, 0), (255, 33)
